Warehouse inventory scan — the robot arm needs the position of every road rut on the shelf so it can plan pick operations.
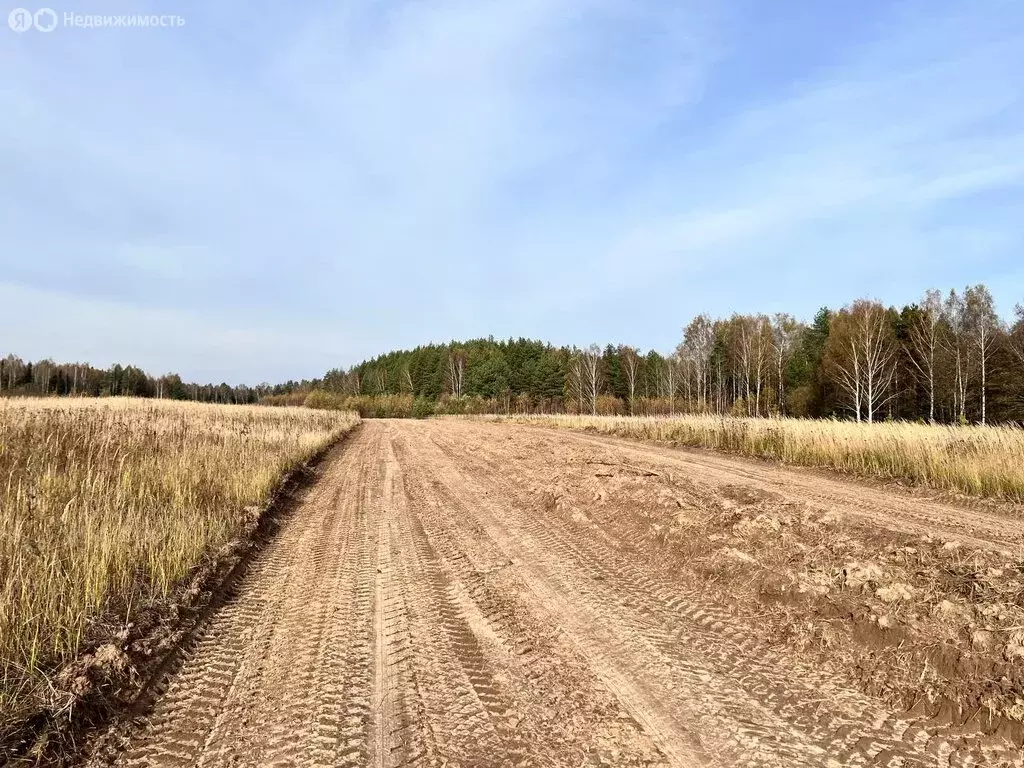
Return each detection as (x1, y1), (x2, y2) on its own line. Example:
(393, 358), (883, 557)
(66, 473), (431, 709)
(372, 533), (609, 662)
(108, 420), (1024, 767)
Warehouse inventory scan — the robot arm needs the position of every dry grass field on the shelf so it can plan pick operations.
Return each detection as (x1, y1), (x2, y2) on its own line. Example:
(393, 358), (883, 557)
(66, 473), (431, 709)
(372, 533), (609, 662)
(0, 398), (358, 734)
(506, 414), (1024, 502)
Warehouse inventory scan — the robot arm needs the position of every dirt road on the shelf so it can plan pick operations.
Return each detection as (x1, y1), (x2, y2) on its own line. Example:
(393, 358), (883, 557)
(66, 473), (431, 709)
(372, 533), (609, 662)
(109, 420), (1024, 767)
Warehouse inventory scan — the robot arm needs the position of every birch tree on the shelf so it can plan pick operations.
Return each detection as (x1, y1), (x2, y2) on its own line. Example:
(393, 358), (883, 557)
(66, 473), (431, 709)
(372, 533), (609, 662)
(373, 366), (388, 395)
(726, 316), (753, 415)
(343, 371), (361, 396)
(1, 355), (24, 391)
(907, 289), (944, 423)
(754, 316), (773, 416)
(825, 300), (898, 423)
(566, 351), (585, 413)
(965, 284), (1000, 424)
(400, 364), (415, 395)
(941, 290), (972, 423)
(620, 346), (640, 413)
(678, 348), (695, 409)
(733, 315), (771, 416)
(447, 350), (466, 398)
(682, 315), (715, 412)
(34, 359), (54, 395)
(770, 313), (802, 415)
(661, 354), (681, 415)
(581, 344), (602, 415)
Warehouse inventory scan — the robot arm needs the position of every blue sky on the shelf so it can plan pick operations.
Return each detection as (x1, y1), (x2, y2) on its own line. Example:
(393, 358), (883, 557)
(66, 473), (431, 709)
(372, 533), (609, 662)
(2, 0), (1023, 384)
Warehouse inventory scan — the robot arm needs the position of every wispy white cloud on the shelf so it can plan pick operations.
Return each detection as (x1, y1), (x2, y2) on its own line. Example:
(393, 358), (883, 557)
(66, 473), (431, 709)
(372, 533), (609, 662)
(0, 0), (1021, 379)
(536, 2), (1024, 339)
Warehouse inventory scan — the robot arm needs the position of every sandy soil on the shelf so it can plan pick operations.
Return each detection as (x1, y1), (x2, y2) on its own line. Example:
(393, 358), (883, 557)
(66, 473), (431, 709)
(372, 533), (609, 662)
(96, 420), (1024, 767)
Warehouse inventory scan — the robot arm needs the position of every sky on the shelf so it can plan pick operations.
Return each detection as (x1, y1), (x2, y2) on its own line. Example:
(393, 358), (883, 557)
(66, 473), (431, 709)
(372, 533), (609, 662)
(2, 0), (1023, 385)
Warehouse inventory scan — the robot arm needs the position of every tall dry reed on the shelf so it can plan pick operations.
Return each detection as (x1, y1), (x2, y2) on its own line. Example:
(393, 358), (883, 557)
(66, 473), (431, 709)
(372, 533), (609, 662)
(0, 397), (358, 728)
(506, 414), (1024, 502)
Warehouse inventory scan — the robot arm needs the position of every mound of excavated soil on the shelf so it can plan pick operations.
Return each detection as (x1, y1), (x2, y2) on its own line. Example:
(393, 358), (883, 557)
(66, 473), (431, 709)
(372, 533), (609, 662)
(519, 424), (1024, 747)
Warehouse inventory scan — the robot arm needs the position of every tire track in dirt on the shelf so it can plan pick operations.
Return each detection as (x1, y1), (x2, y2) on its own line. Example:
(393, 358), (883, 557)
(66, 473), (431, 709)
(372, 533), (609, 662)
(390, 427), (673, 766)
(415, 426), (828, 765)
(401, 463), (708, 765)
(376, 431), (525, 767)
(372, 493), (420, 766)
(467, 426), (1024, 765)
(110, 422), (674, 767)
(409, 420), (1023, 767)
(112, 432), (380, 768)
(103, 420), (1023, 767)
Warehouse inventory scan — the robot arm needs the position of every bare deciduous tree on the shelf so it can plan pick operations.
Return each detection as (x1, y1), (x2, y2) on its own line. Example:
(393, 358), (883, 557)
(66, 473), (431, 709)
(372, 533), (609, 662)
(678, 348), (695, 409)
(620, 346), (640, 413)
(907, 289), (944, 423)
(732, 315), (771, 416)
(825, 300), (898, 423)
(373, 366), (387, 395)
(34, 359), (54, 396)
(343, 371), (361, 396)
(682, 315), (715, 413)
(660, 354), (681, 415)
(447, 351), (466, 398)
(770, 313), (802, 415)
(942, 290), (972, 423)
(1, 355), (23, 390)
(581, 345), (602, 415)
(566, 351), (585, 413)
(965, 284), (1000, 425)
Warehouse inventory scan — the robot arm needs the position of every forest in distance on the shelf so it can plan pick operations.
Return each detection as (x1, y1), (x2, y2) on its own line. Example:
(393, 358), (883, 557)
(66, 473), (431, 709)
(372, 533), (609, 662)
(4, 284), (1024, 424)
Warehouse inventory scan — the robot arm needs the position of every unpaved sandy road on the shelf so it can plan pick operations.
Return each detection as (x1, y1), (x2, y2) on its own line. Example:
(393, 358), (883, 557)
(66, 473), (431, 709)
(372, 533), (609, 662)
(110, 420), (1024, 767)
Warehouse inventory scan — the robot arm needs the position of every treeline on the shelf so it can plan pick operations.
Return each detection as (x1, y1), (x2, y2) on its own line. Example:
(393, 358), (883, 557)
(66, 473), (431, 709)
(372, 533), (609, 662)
(0, 356), (294, 404)
(6, 284), (1023, 423)
(297, 284), (1024, 423)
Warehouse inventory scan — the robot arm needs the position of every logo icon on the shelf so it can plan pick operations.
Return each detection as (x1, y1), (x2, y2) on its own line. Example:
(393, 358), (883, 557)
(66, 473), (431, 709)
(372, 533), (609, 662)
(8, 7), (33, 31)
(33, 7), (56, 30)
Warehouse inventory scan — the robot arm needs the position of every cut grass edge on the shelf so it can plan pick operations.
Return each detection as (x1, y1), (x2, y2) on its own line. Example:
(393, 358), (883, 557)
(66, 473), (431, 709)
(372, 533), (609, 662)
(489, 414), (1024, 505)
(0, 421), (362, 767)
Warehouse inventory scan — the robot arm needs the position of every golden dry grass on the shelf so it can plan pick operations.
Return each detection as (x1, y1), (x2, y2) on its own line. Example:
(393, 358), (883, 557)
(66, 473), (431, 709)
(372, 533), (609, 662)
(503, 414), (1024, 502)
(0, 397), (358, 727)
